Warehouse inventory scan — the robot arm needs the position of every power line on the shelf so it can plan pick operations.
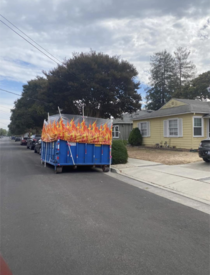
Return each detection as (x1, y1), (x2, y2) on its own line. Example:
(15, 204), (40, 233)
(0, 14), (62, 64)
(0, 104), (13, 110)
(0, 88), (21, 97)
(0, 122), (9, 126)
(0, 20), (60, 66)
(0, 88), (50, 105)
(0, 109), (11, 113)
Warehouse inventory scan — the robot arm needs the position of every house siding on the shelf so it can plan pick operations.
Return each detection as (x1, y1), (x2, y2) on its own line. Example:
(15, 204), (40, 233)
(113, 124), (133, 140)
(133, 113), (208, 149)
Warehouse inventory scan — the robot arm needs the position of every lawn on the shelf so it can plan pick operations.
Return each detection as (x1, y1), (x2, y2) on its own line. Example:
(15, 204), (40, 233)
(127, 147), (201, 165)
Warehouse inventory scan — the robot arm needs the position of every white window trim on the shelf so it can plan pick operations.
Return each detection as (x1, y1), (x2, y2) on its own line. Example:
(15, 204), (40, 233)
(193, 116), (204, 138)
(138, 121), (150, 137)
(206, 118), (210, 139)
(163, 118), (183, 138)
(112, 125), (119, 138)
(168, 118), (179, 137)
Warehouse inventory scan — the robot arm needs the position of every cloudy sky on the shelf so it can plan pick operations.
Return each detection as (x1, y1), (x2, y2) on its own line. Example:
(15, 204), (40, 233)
(0, 0), (209, 129)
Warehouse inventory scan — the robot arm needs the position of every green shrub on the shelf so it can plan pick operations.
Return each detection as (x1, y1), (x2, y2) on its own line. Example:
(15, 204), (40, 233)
(122, 140), (128, 146)
(112, 140), (128, 164)
(128, 127), (142, 146)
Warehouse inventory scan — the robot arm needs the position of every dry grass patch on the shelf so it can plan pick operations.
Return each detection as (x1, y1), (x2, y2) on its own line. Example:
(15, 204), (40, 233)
(127, 147), (201, 165)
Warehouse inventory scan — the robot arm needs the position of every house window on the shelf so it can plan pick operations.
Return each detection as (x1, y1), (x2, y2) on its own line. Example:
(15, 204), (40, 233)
(138, 122), (150, 137)
(169, 119), (178, 136)
(112, 125), (119, 138)
(140, 122), (147, 136)
(193, 117), (203, 137)
(163, 118), (183, 138)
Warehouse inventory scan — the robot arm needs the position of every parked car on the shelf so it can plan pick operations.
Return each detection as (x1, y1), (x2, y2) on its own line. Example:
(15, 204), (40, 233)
(34, 139), (42, 154)
(198, 139), (210, 163)
(11, 136), (15, 140)
(20, 137), (28, 145)
(27, 134), (41, 150)
(15, 137), (21, 142)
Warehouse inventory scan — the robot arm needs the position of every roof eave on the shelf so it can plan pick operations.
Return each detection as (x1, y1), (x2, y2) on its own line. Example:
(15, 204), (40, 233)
(113, 122), (132, 124)
(133, 111), (210, 120)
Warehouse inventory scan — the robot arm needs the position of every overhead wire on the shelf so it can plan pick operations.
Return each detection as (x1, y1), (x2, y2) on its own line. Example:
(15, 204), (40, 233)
(0, 109), (11, 113)
(0, 104), (13, 110)
(0, 14), (62, 64)
(0, 88), (21, 97)
(0, 16), (62, 128)
(0, 88), (50, 105)
(0, 20), (60, 66)
(0, 122), (9, 126)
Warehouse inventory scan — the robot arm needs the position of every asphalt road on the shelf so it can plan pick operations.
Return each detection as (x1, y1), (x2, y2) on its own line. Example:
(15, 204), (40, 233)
(0, 137), (209, 275)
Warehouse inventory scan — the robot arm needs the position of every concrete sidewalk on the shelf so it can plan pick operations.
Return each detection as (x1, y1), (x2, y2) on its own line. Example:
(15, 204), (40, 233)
(111, 158), (210, 205)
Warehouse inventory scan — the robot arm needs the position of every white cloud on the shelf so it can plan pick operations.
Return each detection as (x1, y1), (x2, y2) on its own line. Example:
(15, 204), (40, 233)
(0, 0), (209, 126)
(0, 98), (14, 129)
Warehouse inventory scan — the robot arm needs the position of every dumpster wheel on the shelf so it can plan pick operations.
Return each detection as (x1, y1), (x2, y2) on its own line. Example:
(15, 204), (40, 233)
(102, 166), (109, 172)
(55, 166), (63, 174)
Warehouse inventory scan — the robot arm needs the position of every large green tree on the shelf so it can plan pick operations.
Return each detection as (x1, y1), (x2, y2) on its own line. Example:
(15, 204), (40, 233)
(43, 51), (142, 118)
(146, 48), (197, 110)
(174, 71), (210, 100)
(146, 50), (177, 110)
(174, 47), (196, 94)
(9, 77), (48, 135)
(9, 51), (142, 134)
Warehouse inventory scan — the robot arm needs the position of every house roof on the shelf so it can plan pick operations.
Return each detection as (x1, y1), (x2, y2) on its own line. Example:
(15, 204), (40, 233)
(113, 110), (153, 124)
(133, 99), (210, 120)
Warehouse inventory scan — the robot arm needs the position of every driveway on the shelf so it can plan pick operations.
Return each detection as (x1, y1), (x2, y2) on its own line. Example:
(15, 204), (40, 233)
(0, 137), (209, 275)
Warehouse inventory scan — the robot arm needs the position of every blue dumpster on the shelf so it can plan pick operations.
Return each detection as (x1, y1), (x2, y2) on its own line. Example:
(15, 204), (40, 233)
(41, 140), (110, 173)
(41, 113), (112, 173)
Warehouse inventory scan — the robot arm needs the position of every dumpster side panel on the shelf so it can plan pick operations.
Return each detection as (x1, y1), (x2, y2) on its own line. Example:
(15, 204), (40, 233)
(41, 140), (110, 166)
(59, 140), (67, 164)
(77, 143), (85, 164)
(86, 144), (94, 164)
(94, 145), (102, 164)
(69, 143), (77, 165)
(102, 144), (110, 165)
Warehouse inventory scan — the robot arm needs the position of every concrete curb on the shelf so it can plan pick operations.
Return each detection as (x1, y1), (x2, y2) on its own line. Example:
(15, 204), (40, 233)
(110, 168), (210, 206)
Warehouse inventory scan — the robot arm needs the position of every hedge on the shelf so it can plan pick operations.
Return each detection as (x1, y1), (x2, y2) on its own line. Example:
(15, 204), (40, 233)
(112, 140), (128, 164)
(128, 127), (142, 146)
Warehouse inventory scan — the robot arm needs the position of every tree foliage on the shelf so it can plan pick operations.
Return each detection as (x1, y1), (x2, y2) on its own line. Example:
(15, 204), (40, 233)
(174, 47), (196, 93)
(174, 71), (210, 100)
(44, 51), (141, 117)
(9, 51), (142, 134)
(146, 50), (178, 110)
(9, 77), (48, 135)
(146, 48), (197, 110)
(0, 128), (7, 136)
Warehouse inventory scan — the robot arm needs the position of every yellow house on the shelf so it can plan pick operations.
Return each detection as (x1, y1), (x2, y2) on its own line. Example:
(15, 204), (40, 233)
(133, 98), (210, 150)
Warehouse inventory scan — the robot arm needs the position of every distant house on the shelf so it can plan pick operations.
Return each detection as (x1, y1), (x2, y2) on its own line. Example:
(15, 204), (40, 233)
(112, 110), (153, 140)
(133, 98), (210, 149)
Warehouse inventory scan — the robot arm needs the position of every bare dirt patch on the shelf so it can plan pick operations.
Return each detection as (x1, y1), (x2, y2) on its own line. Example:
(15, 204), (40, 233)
(127, 147), (201, 165)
